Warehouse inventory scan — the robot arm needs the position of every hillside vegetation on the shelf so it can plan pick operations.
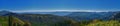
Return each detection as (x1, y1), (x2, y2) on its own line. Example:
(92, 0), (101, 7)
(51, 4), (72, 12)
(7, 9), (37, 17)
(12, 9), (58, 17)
(0, 16), (8, 26)
(0, 11), (120, 26)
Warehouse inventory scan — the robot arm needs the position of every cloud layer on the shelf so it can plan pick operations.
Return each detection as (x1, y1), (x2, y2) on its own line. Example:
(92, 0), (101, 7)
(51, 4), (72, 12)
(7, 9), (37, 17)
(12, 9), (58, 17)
(11, 10), (110, 13)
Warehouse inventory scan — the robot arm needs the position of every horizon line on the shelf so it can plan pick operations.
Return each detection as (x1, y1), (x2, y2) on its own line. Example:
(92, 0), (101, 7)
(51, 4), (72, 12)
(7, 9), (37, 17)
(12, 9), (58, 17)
(0, 10), (119, 13)
(5, 10), (118, 13)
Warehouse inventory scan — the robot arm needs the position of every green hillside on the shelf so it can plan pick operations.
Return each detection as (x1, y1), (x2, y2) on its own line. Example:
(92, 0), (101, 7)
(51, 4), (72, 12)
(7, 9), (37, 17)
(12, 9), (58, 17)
(0, 16), (8, 26)
(0, 12), (120, 26)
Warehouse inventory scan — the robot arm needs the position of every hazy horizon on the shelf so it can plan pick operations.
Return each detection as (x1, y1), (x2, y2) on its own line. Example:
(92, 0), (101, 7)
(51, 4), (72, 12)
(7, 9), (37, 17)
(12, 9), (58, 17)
(0, 10), (119, 13)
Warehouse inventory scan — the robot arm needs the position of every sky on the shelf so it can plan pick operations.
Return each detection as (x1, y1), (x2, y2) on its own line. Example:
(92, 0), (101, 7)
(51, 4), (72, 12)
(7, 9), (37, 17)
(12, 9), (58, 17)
(0, 0), (120, 12)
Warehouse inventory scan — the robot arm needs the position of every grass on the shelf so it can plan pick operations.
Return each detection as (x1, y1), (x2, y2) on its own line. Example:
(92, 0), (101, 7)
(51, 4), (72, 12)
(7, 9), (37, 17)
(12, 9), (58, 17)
(0, 16), (8, 26)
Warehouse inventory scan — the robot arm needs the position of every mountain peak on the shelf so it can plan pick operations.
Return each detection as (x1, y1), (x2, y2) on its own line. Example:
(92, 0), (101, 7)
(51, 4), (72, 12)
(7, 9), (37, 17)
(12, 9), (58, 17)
(0, 10), (15, 16)
(0, 10), (11, 13)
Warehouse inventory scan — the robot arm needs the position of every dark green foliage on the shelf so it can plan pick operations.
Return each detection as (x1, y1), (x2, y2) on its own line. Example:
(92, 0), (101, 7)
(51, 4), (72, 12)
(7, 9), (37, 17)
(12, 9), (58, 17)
(53, 20), (73, 26)
(18, 14), (72, 26)
(0, 16), (9, 26)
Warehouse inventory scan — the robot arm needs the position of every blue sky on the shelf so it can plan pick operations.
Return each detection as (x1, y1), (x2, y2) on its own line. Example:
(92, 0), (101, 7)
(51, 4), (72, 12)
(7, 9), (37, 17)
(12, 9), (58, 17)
(0, 0), (120, 11)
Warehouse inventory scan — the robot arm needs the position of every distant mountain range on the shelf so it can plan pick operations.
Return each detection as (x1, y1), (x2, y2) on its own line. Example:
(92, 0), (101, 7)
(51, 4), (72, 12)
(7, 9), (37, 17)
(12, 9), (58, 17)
(0, 11), (72, 26)
(0, 10), (119, 21)
(20, 11), (74, 16)
(0, 10), (120, 26)
(66, 12), (116, 21)
(19, 11), (117, 21)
